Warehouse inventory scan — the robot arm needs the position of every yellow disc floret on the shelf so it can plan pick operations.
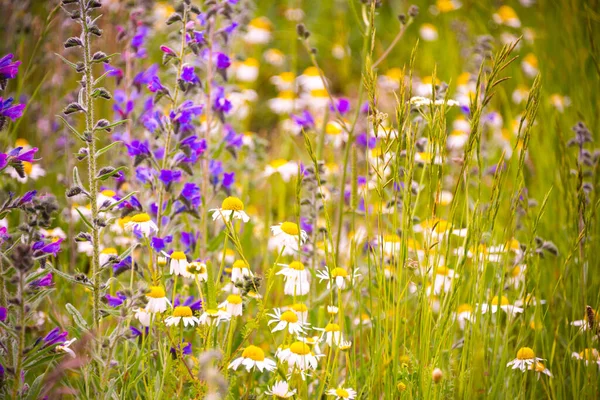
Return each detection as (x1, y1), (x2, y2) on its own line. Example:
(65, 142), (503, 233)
(221, 196), (244, 211)
(173, 306), (193, 317)
(147, 286), (166, 298)
(516, 347), (535, 360)
(242, 345), (265, 361)
(280, 222), (300, 235)
(131, 213), (151, 223)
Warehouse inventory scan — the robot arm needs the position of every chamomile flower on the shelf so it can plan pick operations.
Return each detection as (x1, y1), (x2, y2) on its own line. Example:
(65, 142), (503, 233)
(228, 345), (277, 372)
(266, 380), (297, 398)
(210, 196), (250, 223)
(134, 307), (151, 327)
(244, 17), (273, 45)
(125, 213), (158, 237)
(231, 259), (253, 283)
(529, 361), (553, 378)
(198, 308), (231, 326)
(480, 296), (523, 317)
(316, 267), (361, 290)
(507, 347), (544, 372)
(270, 72), (297, 91)
(419, 23), (439, 41)
(145, 286), (171, 313)
(570, 308), (597, 332)
(572, 349), (600, 366)
(234, 58), (259, 82)
(264, 159), (298, 182)
(279, 341), (321, 375)
(327, 305), (339, 315)
(454, 304), (474, 330)
(99, 247), (118, 266)
(435, 0), (462, 13)
(493, 6), (521, 28)
(164, 306), (200, 327)
(219, 294), (243, 316)
(289, 303), (309, 323)
(97, 189), (118, 208)
(317, 323), (344, 346)
(55, 338), (77, 358)
(271, 222), (308, 251)
(325, 121), (349, 148)
(264, 48), (286, 67)
(168, 251), (191, 277)
(277, 261), (310, 296)
(268, 91), (297, 114)
(521, 53), (539, 78)
(297, 66), (325, 90)
(268, 308), (309, 335)
(326, 386), (357, 399)
(187, 261), (208, 282)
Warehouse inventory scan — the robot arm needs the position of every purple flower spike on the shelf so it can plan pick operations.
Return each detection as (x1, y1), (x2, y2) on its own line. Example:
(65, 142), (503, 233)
(105, 292), (127, 307)
(0, 54), (21, 81)
(30, 273), (53, 288)
(0, 307), (7, 322)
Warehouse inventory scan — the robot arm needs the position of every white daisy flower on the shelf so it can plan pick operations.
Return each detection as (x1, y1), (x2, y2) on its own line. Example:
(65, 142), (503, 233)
(7, 161), (46, 183)
(278, 341), (322, 376)
(268, 308), (309, 335)
(97, 189), (118, 209)
(297, 66), (326, 90)
(198, 308), (231, 327)
(268, 91), (298, 114)
(243, 17), (272, 45)
(55, 338), (77, 358)
(145, 286), (171, 313)
(270, 222), (308, 251)
(316, 323), (344, 347)
(479, 296), (523, 317)
(164, 306), (200, 327)
(134, 307), (151, 327)
(99, 247), (118, 266)
(234, 58), (259, 82)
(187, 261), (208, 282)
(506, 347), (544, 372)
(264, 159), (298, 182)
(125, 213), (158, 237)
(219, 294), (243, 317)
(231, 259), (253, 283)
(168, 251), (191, 278)
(277, 261), (310, 296)
(572, 349), (600, 366)
(265, 380), (297, 398)
(326, 386), (357, 399)
(210, 196), (250, 223)
(316, 267), (361, 290)
(492, 5), (521, 28)
(419, 23), (438, 41)
(454, 304), (474, 330)
(228, 345), (277, 372)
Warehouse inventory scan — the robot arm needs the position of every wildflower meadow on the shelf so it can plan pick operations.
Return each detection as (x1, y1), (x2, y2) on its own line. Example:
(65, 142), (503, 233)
(1, 0), (599, 398)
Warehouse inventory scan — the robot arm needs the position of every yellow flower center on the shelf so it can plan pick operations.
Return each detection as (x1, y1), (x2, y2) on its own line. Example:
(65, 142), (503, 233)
(497, 5), (518, 21)
(280, 310), (299, 323)
(187, 262), (206, 274)
(335, 388), (350, 398)
(131, 213), (151, 223)
(147, 286), (166, 299)
(249, 17), (272, 31)
(289, 341), (310, 355)
(386, 67), (403, 81)
(532, 362), (545, 372)
(269, 158), (288, 168)
(278, 90), (296, 100)
(15, 138), (29, 147)
(457, 304), (473, 314)
(435, 266), (450, 276)
(241, 345), (265, 361)
(288, 261), (305, 271)
(205, 308), (219, 316)
(383, 234), (401, 243)
(303, 66), (320, 77)
(101, 189), (116, 197)
(279, 72), (295, 83)
(325, 323), (341, 332)
(227, 294), (242, 304)
(511, 266), (522, 277)
(524, 53), (538, 68)
(516, 347), (535, 360)
(173, 306), (192, 318)
(171, 251), (186, 260)
(101, 247), (118, 255)
(580, 348), (599, 360)
(221, 196), (244, 211)
(291, 303), (308, 312)
(232, 259), (248, 270)
(331, 267), (348, 278)
(280, 222), (299, 235)
(23, 161), (33, 175)
(326, 122), (343, 135)
(118, 216), (131, 229)
(242, 57), (259, 67)
(310, 89), (329, 98)
(491, 296), (510, 306)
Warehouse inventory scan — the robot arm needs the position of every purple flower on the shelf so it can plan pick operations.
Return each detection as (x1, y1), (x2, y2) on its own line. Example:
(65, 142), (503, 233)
(222, 172), (235, 189)
(18, 190), (36, 205)
(0, 307), (6, 322)
(356, 132), (377, 149)
(113, 90), (135, 118)
(135, 166), (156, 184)
(213, 87), (232, 113)
(113, 256), (132, 275)
(33, 239), (63, 257)
(300, 217), (313, 235)
(193, 30), (205, 44)
(0, 153), (7, 170)
(103, 63), (123, 82)
(170, 341), (192, 358)
(174, 295), (202, 311)
(105, 292), (127, 307)
(291, 110), (315, 130)
(30, 273), (53, 288)
(131, 26), (150, 57)
(160, 45), (177, 57)
(0, 54), (21, 81)
(148, 76), (166, 93)
(159, 169), (182, 185)
(331, 97), (351, 115)
(214, 53), (231, 69)
(9, 146), (38, 162)
(0, 227), (9, 245)
(180, 183), (201, 208)
(125, 140), (151, 157)
(134, 64), (158, 86)
(42, 327), (68, 346)
(0, 97), (25, 121)
(181, 65), (199, 84)
(151, 235), (173, 252)
(181, 231), (198, 252)
(224, 125), (243, 149)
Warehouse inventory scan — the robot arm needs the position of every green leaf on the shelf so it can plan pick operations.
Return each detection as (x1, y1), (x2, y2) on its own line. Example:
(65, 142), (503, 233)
(94, 119), (128, 132)
(54, 52), (78, 70)
(95, 140), (122, 157)
(66, 303), (89, 331)
(57, 114), (86, 142)
(75, 207), (94, 230)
